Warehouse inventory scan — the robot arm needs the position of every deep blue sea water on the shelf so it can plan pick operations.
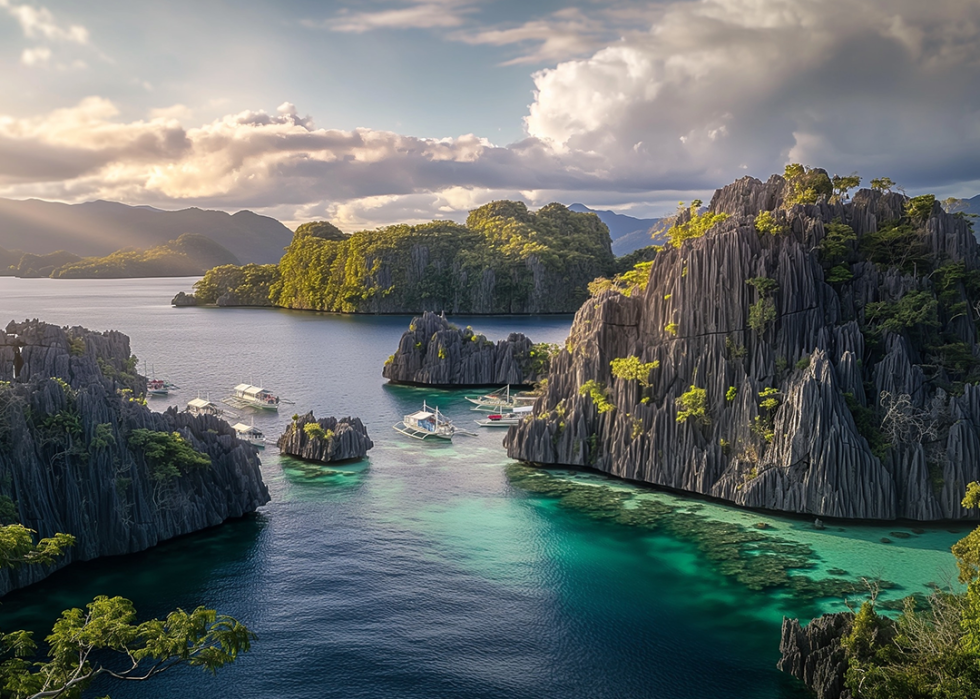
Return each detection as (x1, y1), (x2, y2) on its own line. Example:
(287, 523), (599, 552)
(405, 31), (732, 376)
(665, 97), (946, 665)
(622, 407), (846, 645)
(0, 277), (964, 698)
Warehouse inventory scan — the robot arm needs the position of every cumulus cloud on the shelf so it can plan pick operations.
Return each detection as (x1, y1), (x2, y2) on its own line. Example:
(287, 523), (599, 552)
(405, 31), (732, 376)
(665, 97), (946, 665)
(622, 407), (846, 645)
(526, 0), (980, 191)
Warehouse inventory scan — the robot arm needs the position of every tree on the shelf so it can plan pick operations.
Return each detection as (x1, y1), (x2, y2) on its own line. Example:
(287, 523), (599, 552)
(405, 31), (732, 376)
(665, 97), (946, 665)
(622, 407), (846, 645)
(0, 524), (254, 698)
(665, 200), (730, 248)
(869, 177), (895, 193)
(782, 164), (833, 207)
(610, 356), (660, 387)
(675, 386), (709, 425)
(831, 174), (862, 203)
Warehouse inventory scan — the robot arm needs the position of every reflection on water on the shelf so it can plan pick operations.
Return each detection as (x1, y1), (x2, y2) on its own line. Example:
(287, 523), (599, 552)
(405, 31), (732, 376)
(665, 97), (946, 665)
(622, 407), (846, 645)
(0, 277), (965, 699)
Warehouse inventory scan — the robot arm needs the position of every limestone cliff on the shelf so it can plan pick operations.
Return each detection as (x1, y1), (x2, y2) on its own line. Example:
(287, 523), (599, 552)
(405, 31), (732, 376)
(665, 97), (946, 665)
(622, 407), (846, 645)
(778, 613), (855, 699)
(506, 173), (980, 521)
(382, 312), (551, 387)
(0, 320), (270, 595)
(277, 412), (373, 462)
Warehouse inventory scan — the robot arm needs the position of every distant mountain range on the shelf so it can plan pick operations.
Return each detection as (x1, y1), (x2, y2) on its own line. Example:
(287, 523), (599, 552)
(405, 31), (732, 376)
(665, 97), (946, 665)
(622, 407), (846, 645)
(0, 197), (292, 265)
(568, 203), (665, 256)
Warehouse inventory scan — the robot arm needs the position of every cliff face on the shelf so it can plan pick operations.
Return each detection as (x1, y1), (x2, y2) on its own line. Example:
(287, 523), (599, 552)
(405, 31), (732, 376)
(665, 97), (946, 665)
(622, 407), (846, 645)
(382, 312), (550, 387)
(506, 175), (980, 521)
(277, 412), (373, 462)
(778, 614), (855, 699)
(0, 320), (270, 595)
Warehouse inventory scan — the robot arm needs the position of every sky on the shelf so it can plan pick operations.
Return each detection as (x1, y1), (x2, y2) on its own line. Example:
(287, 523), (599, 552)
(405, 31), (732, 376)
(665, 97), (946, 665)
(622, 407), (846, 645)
(1, 0), (979, 231)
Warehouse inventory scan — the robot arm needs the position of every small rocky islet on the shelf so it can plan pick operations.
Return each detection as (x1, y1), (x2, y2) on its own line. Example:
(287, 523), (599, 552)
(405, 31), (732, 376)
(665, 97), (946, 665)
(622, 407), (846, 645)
(277, 411), (373, 463)
(382, 311), (552, 387)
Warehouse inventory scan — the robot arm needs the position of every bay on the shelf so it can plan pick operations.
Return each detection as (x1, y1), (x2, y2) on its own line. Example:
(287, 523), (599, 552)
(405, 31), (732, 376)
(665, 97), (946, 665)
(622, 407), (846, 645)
(0, 277), (962, 698)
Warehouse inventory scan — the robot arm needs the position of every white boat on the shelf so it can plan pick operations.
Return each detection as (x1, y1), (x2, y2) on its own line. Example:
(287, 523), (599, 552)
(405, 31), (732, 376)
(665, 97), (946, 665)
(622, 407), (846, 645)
(144, 363), (177, 396)
(147, 378), (169, 396)
(186, 397), (227, 417)
(465, 385), (537, 412)
(232, 421), (266, 449)
(224, 384), (280, 411)
(474, 405), (532, 427)
(394, 401), (457, 441)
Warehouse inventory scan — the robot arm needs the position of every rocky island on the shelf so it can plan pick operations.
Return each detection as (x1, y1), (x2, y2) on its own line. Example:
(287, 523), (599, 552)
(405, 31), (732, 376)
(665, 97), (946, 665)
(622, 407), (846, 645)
(382, 311), (553, 387)
(0, 320), (270, 595)
(278, 412), (373, 462)
(174, 201), (616, 314)
(506, 167), (980, 522)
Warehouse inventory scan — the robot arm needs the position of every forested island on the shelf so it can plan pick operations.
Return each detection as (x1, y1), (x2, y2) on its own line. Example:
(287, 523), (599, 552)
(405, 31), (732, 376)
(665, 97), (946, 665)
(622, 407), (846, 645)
(174, 201), (618, 314)
(1, 233), (239, 278)
(506, 166), (980, 522)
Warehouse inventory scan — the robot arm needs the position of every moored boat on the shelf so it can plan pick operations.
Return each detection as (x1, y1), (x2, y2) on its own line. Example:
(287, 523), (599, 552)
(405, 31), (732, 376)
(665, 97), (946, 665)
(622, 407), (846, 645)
(224, 384), (280, 411)
(394, 401), (456, 441)
(465, 385), (536, 412)
(474, 405), (532, 427)
(232, 421), (266, 449)
(186, 397), (227, 417)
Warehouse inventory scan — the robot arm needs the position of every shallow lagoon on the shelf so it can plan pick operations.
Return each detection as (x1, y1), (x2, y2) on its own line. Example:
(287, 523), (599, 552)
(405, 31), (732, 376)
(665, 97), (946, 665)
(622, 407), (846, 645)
(0, 277), (964, 698)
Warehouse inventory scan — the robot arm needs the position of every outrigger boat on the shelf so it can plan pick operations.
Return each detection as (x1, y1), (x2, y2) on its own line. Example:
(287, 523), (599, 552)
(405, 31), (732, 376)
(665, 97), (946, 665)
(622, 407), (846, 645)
(232, 420), (266, 449)
(394, 401), (457, 441)
(465, 385), (536, 412)
(186, 396), (231, 418)
(474, 405), (532, 427)
(223, 384), (281, 411)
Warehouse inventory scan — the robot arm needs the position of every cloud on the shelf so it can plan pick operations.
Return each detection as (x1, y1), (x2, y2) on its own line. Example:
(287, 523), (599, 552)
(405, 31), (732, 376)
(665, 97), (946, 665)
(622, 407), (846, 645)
(2, 0), (980, 229)
(306, 0), (474, 33)
(20, 46), (50, 66)
(453, 8), (615, 65)
(0, 0), (89, 44)
(525, 0), (980, 191)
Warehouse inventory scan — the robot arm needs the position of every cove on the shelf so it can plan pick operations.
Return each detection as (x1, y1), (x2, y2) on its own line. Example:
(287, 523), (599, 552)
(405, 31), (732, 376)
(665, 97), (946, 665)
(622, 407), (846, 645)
(0, 277), (963, 698)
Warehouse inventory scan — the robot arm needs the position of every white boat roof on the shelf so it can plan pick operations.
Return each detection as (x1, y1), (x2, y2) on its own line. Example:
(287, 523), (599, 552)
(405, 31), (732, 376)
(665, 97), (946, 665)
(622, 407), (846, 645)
(513, 405), (533, 413)
(236, 383), (271, 393)
(188, 398), (216, 408)
(232, 423), (262, 434)
(408, 411), (434, 420)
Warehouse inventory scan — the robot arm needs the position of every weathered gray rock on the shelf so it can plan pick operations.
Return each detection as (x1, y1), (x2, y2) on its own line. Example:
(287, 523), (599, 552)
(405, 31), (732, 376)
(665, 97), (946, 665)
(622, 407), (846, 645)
(382, 311), (550, 386)
(778, 614), (854, 699)
(505, 176), (980, 521)
(171, 291), (197, 307)
(0, 319), (270, 595)
(277, 412), (373, 462)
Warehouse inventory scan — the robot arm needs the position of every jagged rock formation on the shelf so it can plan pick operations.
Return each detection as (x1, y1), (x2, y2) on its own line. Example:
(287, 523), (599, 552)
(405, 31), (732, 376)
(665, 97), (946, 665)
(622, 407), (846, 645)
(506, 172), (980, 520)
(277, 412), (373, 463)
(171, 291), (197, 306)
(0, 320), (270, 595)
(778, 613), (855, 699)
(382, 312), (551, 387)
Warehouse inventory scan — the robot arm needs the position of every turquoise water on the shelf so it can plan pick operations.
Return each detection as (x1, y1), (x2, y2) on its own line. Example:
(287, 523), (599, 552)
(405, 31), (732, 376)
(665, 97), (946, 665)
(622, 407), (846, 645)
(0, 277), (966, 698)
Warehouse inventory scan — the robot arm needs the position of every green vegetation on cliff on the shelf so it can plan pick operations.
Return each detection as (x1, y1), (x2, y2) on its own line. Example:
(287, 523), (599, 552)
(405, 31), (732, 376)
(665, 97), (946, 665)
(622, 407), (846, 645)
(191, 201), (615, 314)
